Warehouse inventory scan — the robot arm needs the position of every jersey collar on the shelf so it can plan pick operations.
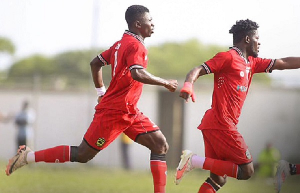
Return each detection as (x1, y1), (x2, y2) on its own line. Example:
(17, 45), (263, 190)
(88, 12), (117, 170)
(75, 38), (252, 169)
(230, 46), (249, 64)
(124, 30), (145, 46)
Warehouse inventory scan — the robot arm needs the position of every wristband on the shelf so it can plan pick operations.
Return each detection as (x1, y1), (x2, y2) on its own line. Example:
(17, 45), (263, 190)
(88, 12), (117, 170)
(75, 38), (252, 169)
(180, 82), (193, 94)
(180, 82), (196, 102)
(95, 86), (106, 96)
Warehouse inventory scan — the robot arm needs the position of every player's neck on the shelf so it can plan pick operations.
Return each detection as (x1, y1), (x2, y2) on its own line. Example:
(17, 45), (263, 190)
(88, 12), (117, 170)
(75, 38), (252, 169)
(128, 29), (145, 41)
(232, 45), (249, 60)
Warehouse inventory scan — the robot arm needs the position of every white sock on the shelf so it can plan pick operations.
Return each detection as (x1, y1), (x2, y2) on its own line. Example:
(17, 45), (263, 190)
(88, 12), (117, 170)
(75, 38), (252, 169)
(26, 151), (35, 163)
(191, 155), (205, 168)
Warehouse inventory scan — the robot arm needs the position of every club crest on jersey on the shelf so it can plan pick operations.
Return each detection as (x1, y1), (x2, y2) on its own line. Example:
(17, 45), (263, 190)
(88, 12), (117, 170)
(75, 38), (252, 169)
(96, 138), (106, 147)
(245, 149), (252, 160)
(240, 71), (245, 77)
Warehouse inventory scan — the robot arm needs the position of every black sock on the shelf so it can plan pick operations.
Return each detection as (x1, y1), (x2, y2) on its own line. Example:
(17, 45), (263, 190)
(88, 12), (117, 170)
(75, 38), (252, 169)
(150, 154), (166, 161)
(70, 146), (78, 162)
(205, 177), (221, 192)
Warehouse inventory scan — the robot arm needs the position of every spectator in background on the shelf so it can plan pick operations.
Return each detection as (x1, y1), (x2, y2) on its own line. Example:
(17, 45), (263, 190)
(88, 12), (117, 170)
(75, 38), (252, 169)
(275, 160), (300, 192)
(14, 100), (36, 149)
(257, 142), (281, 178)
(120, 133), (133, 170)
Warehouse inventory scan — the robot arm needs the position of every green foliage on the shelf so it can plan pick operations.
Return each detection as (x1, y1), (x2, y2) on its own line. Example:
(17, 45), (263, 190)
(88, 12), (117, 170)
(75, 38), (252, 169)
(147, 39), (226, 79)
(8, 55), (54, 78)
(53, 50), (96, 78)
(1, 39), (271, 90)
(51, 49), (107, 88)
(4, 49), (110, 90)
(0, 37), (15, 55)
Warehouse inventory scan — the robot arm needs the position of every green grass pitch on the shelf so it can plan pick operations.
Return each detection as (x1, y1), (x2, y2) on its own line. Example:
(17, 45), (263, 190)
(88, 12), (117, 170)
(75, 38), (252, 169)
(1, 161), (299, 193)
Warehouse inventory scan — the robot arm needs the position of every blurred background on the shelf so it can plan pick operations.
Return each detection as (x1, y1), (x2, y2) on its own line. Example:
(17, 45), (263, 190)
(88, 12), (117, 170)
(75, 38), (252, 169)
(1, 0), (300, 171)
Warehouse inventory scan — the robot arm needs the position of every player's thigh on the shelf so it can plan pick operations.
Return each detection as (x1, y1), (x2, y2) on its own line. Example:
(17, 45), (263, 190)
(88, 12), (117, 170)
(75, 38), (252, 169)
(136, 130), (168, 153)
(202, 129), (252, 165)
(124, 113), (167, 153)
(77, 139), (100, 161)
(84, 109), (131, 151)
(202, 132), (218, 159)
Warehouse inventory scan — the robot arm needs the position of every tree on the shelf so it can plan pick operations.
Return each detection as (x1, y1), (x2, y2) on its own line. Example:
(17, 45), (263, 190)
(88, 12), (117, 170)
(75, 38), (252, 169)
(8, 55), (54, 78)
(3, 39), (271, 90)
(147, 39), (226, 79)
(0, 37), (15, 55)
(0, 37), (15, 78)
(52, 49), (111, 88)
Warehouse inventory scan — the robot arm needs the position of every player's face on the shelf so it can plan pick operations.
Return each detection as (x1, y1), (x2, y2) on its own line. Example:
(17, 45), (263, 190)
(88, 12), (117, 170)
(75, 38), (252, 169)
(248, 30), (260, 58)
(138, 12), (154, 38)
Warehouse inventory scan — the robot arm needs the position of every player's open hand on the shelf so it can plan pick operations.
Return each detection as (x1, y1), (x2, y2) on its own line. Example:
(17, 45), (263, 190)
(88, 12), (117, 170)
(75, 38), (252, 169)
(179, 91), (194, 102)
(164, 80), (178, 92)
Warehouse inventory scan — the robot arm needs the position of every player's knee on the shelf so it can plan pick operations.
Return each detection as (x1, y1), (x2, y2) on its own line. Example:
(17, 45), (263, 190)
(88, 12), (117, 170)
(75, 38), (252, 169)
(244, 168), (254, 179)
(206, 176), (226, 191)
(158, 140), (169, 154)
(148, 136), (168, 154)
(151, 141), (168, 155)
(71, 147), (96, 163)
(162, 141), (169, 153)
(217, 177), (227, 186)
(211, 174), (227, 187)
(237, 166), (254, 180)
(77, 153), (95, 163)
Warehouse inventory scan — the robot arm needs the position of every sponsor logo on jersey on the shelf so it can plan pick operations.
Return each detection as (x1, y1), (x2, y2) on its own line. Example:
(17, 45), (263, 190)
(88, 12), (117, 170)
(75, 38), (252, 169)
(96, 138), (106, 147)
(237, 85), (248, 92)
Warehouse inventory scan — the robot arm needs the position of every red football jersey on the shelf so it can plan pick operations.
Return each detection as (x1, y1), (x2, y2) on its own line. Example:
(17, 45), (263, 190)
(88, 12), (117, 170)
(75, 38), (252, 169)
(96, 31), (148, 114)
(199, 47), (275, 130)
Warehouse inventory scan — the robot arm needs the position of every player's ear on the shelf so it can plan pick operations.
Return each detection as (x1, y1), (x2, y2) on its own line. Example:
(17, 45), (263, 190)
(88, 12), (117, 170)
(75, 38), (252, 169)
(245, 36), (250, 44)
(135, 20), (142, 29)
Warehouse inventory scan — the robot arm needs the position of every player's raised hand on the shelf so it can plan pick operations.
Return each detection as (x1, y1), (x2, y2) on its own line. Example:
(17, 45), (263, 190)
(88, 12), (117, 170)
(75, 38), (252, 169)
(164, 80), (178, 92)
(179, 82), (196, 102)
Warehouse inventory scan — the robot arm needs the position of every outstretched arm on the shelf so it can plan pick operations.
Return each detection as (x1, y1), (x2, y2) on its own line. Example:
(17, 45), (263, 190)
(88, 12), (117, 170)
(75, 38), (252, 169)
(90, 56), (105, 102)
(272, 57), (300, 70)
(180, 65), (207, 102)
(131, 68), (178, 92)
(183, 65), (207, 83)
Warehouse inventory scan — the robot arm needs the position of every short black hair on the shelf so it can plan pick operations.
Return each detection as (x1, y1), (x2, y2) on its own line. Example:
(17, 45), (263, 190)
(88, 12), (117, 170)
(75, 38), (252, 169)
(229, 19), (259, 44)
(125, 5), (149, 27)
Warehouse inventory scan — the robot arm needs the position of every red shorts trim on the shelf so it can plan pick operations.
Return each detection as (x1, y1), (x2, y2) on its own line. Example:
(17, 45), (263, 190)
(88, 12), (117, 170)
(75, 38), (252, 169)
(201, 129), (253, 165)
(84, 109), (159, 150)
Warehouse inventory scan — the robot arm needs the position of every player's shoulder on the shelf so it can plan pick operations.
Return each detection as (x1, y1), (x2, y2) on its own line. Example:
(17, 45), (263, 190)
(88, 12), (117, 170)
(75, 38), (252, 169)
(212, 50), (233, 62)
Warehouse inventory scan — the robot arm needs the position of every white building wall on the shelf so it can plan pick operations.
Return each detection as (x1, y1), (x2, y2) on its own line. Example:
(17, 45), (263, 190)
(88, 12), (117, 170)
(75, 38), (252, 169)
(1, 84), (299, 169)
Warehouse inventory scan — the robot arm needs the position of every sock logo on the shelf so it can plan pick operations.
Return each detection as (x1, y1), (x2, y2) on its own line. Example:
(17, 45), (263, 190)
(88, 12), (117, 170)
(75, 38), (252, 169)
(96, 138), (106, 147)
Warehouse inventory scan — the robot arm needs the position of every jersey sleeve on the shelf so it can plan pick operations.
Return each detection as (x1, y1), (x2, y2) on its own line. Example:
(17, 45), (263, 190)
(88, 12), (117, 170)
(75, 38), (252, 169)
(126, 43), (147, 70)
(252, 57), (276, 74)
(202, 52), (231, 74)
(97, 46), (113, 66)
